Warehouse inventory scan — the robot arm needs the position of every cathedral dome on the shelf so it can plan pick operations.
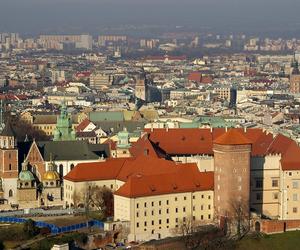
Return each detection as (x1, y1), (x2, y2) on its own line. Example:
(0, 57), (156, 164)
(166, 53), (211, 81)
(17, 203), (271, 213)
(43, 171), (60, 181)
(19, 170), (35, 182)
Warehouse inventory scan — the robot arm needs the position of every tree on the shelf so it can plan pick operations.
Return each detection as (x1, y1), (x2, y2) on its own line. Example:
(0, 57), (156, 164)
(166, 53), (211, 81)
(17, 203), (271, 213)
(0, 240), (4, 250)
(85, 184), (114, 220)
(172, 215), (203, 249)
(229, 198), (250, 239)
(23, 219), (40, 238)
(172, 216), (237, 250)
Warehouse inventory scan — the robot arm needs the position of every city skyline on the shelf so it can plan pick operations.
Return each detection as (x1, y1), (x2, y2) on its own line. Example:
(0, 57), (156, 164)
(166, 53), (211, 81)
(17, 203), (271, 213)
(1, 0), (300, 36)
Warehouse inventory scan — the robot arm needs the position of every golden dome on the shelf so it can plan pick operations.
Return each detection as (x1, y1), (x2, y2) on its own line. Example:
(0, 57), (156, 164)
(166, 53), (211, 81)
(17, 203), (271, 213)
(43, 171), (60, 181)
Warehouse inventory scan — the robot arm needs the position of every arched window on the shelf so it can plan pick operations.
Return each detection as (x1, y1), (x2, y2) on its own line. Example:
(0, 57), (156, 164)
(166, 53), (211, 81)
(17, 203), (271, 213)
(9, 164), (12, 170)
(9, 189), (13, 197)
(70, 164), (75, 171)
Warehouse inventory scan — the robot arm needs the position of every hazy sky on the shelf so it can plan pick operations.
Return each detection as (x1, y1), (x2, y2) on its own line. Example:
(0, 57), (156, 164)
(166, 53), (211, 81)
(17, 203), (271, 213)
(1, 0), (300, 36)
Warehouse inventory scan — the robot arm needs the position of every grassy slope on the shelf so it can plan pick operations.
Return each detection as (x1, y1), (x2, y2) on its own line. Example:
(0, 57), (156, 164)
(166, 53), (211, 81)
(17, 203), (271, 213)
(238, 231), (300, 250)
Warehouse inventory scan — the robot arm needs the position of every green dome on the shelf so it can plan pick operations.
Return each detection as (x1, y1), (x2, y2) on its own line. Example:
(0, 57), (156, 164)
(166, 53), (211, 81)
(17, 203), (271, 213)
(19, 170), (35, 182)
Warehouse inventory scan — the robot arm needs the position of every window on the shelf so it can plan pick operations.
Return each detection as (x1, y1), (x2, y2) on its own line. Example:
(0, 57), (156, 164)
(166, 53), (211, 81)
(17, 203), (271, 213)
(9, 164), (12, 170)
(208, 195), (211, 199)
(184, 196), (187, 200)
(293, 194), (298, 201)
(293, 181), (299, 189)
(136, 203), (139, 209)
(144, 202), (147, 208)
(201, 215), (204, 220)
(175, 197), (178, 201)
(183, 217), (186, 222)
(193, 195), (195, 199)
(136, 223), (139, 228)
(144, 211), (147, 216)
(193, 206), (195, 211)
(201, 195), (204, 198)
(159, 219), (162, 225)
(159, 201), (161, 206)
(152, 201), (154, 206)
(152, 220), (154, 225)
(208, 205), (211, 210)
(256, 193), (262, 201)
(166, 219), (169, 224)
(256, 179), (263, 188)
(166, 208), (169, 214)
(8, 189), (13, 197)
(159, 209), (161, 215)
(208, 214), (211, 219)
(144, 222), (147, 226)
(272, 179), (279, 188)
(273, 193), (278, 200)
(201, 205), (204, 210)
(151, 210), (154, 216)
(193, 216), (196, 221)
(166, 200), (169, 205)
(175, 218), (178, 223)
(175, 208), (178, 213)
(183, 207), (186, 212)
(293, 207), (298, 213)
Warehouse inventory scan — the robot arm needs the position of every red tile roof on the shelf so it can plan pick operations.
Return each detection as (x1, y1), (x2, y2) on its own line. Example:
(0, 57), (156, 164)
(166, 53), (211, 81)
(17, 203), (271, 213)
(214, 129), (252, 145)
(64, 158), (127, 182)
(145, 128), (300, 170)
(76, 118), (92, 132)
(64, 155), (196, 183)
(115, 170), (214, 198)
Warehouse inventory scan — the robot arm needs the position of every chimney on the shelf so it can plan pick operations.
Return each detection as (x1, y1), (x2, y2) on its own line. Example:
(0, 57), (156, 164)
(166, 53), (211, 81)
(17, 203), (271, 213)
(151, 123), (154, 132)
(244, 127), (247, 133)
(225, 126), (228, 132)
(210, 127), (213, 133)
(166, 125), (169, 132)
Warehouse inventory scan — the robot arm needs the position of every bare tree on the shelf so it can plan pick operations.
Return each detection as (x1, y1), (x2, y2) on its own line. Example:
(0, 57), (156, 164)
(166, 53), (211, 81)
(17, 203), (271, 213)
(229, 197), (250, 239)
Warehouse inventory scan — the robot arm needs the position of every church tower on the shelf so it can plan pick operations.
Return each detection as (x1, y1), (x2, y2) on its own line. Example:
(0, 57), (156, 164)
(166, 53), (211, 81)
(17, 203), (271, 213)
(17, 159), (37, 206)
(290, 58), (300, 94)
(116, 128), (131, 158)
(53, 101), (76, 141)
(135, 73), (147, 102)
(42, 156), (62, 206)
(0, 121), (19, 204)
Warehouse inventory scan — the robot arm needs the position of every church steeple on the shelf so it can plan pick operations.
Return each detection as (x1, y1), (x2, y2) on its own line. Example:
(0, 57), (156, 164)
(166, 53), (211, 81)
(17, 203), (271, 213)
(53, 101), (76, 141)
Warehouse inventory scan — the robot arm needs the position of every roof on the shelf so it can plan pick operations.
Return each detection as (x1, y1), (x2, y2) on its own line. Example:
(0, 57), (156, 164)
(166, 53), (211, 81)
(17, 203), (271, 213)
(76, 118), (92, 132)
(89, 111), (124, 122)
(1, 121), (16, 137)
(64, 154), (197, 183)
(213, 129), (252, 145)
(145, 128), (300, 171)
(35, 141), (109, 161)
(115, 170), (214, 198)
(64, 158), (127, 182)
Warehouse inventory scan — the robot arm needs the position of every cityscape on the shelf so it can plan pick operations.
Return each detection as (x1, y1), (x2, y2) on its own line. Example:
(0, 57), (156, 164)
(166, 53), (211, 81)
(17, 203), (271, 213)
(1, 0), (300, 249)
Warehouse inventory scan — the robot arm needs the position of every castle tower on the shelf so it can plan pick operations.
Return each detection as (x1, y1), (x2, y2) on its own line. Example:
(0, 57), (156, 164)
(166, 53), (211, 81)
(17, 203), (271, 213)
(213, 129), (252, 221)
(53, 101), (76, 141)
(0, 121), (19, 204)
(17, 159), (37, 205)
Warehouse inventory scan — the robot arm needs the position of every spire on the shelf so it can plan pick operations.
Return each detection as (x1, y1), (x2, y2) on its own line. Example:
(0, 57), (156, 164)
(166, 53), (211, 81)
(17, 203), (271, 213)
(1, 120), (16, 137)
